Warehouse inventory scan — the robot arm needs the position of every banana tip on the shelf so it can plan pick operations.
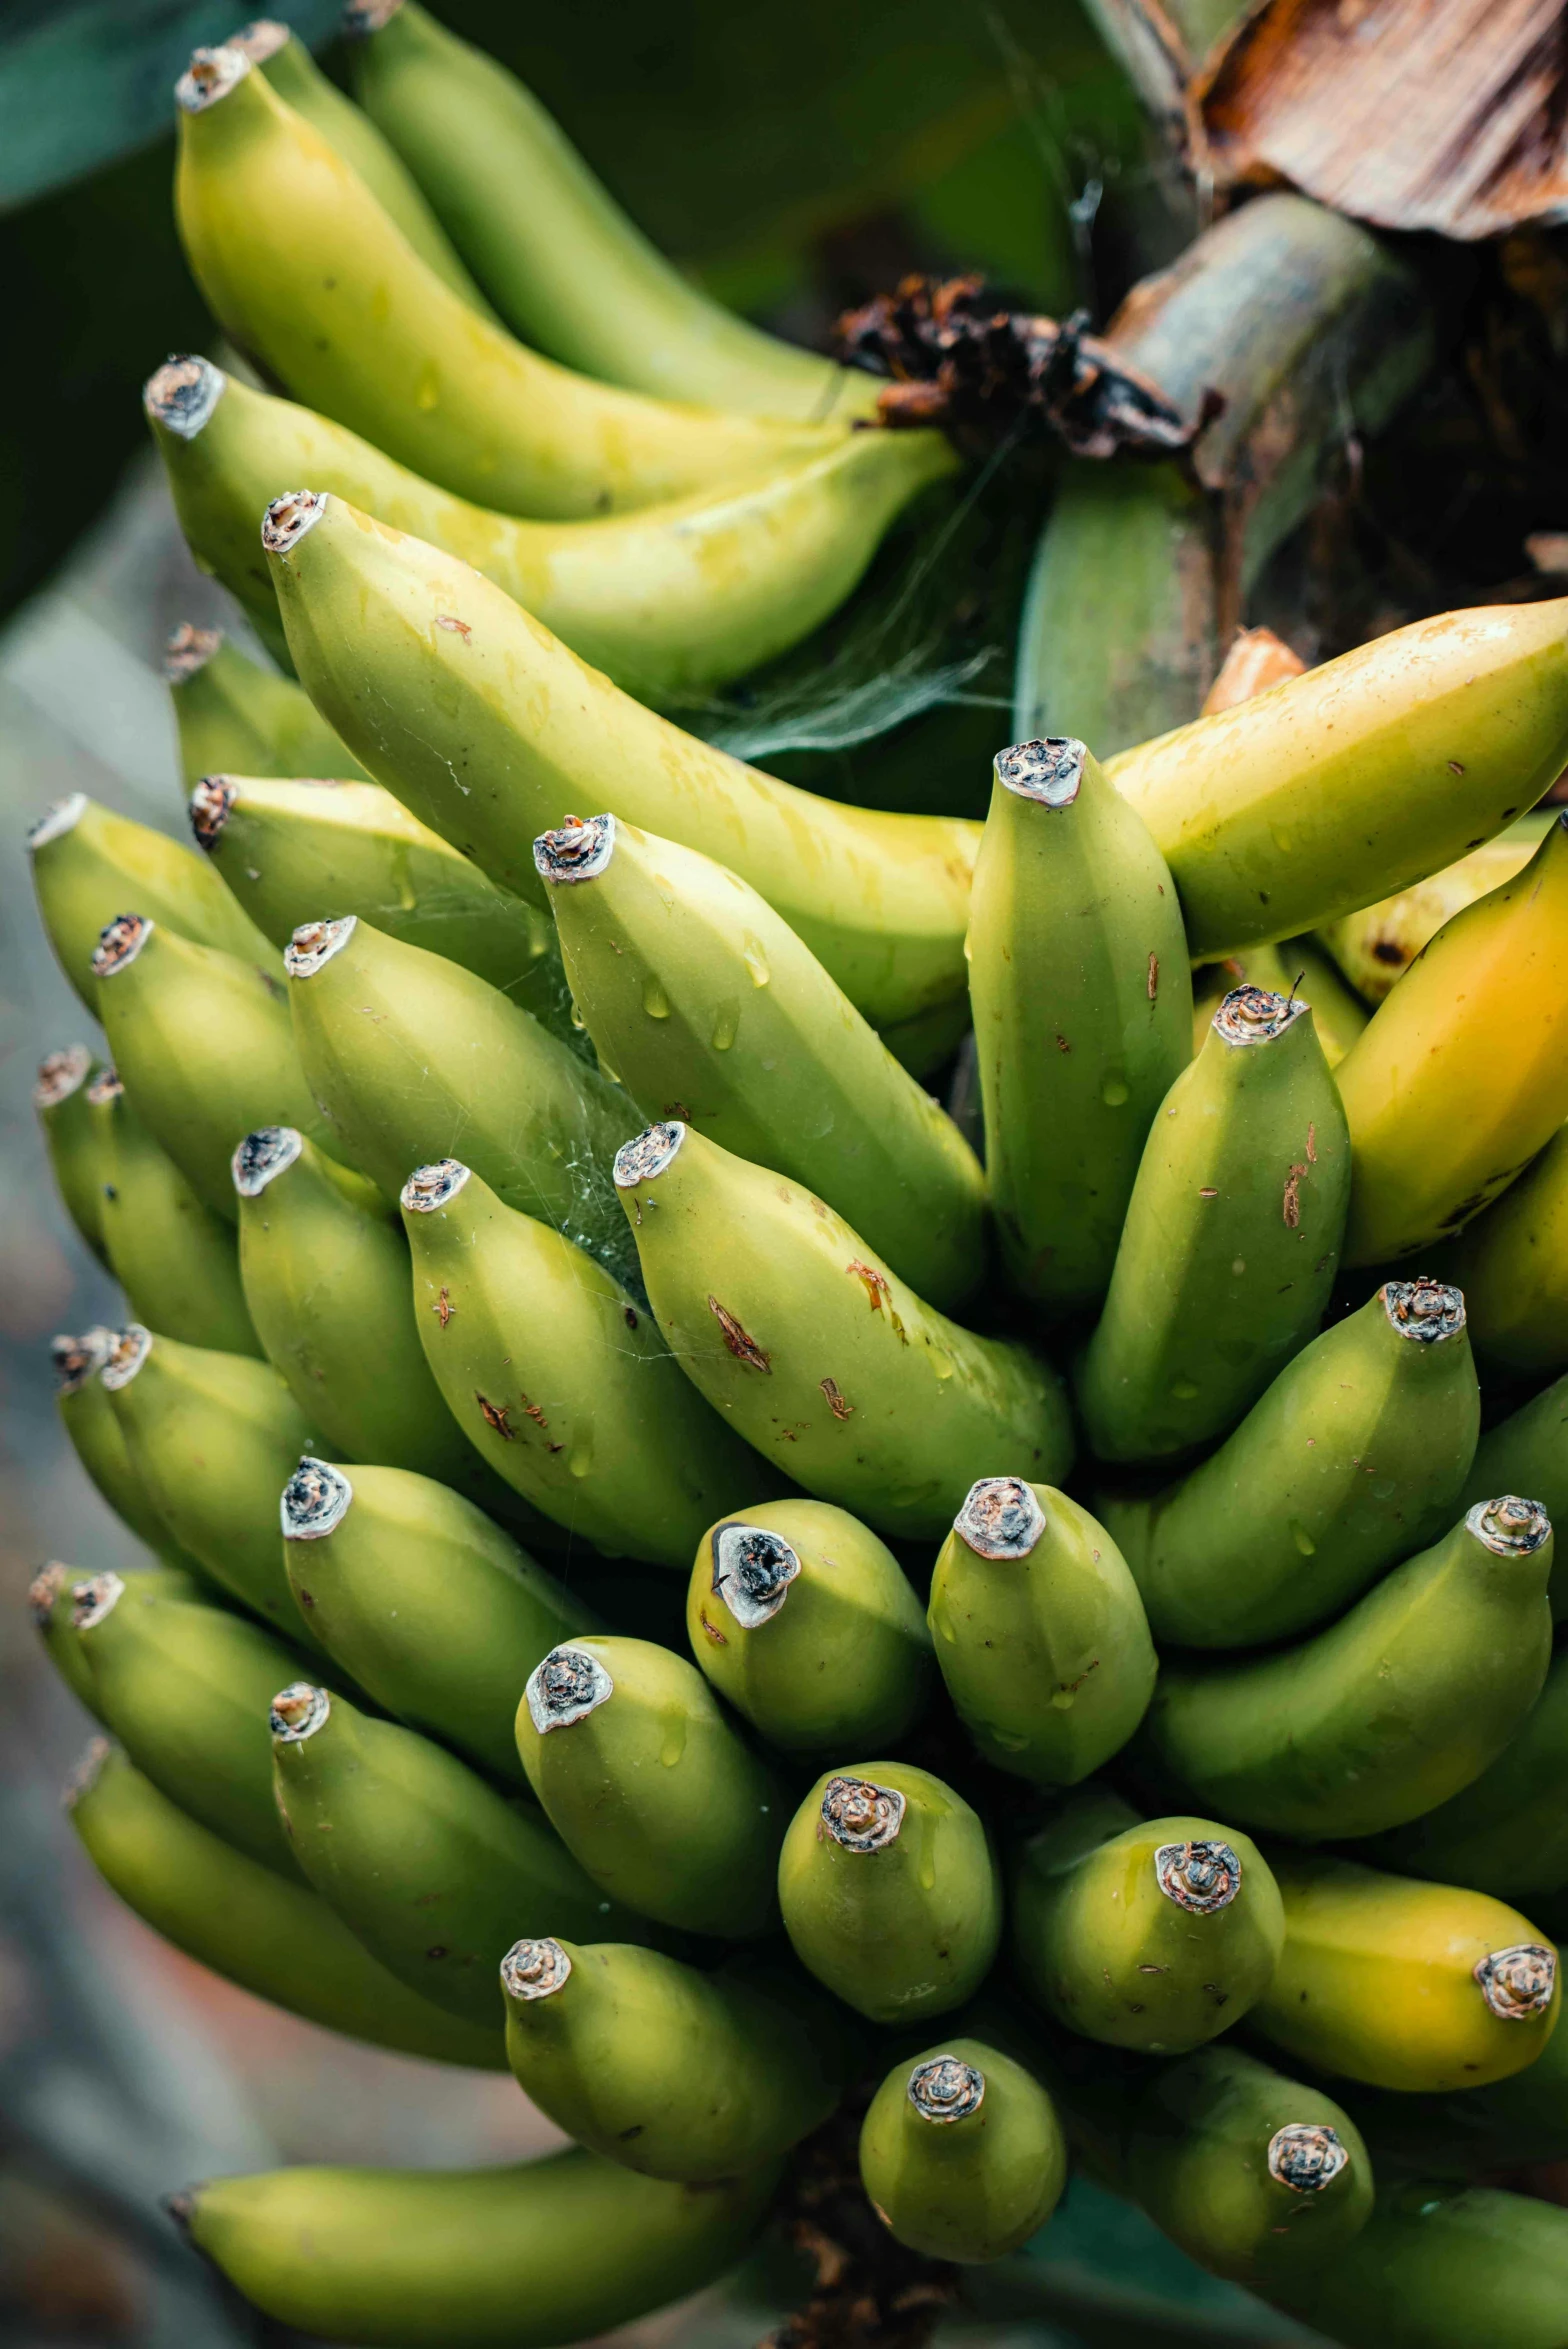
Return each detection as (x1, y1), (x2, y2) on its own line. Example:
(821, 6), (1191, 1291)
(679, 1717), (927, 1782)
(908, 2055), (985, 2123)
(85, 1068), (124, 1109)
(285, 915), (355, 978)
(954, 1476), (1045, 1560)
(282, 1456), (353, 1541)
(234, 1125), (303, 1198)
(1381, 1277), (1466, 1344)
(262, 490), (328, 556)
(51, 1328), (114, 1395)
(190, 776), (236, 850)
(165, 620), (223, 680)
(402, 1159), (471, 1213)
(175, 45), (251, 113)
(91, 913), (153, 981)
(995, 737), (1085, 809)
(1468, 1495), (1552, 1557)
(101, 1326), (153, 1393)
(26, 794), (87, 853)
(33, 1044), (92, 1111)
(613, 1123), (685, 1190)
(533, 813), (616, 884)
(821, 1774), (905, 1853)
(145, 358), (224, 439)
(526, 1645), (614, 1735)
(712, 1523), (801, 1627)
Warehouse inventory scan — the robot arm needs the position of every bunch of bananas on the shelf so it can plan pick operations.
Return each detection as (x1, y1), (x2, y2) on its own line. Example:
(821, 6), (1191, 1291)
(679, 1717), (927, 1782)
(25, 10), (1568, 2347)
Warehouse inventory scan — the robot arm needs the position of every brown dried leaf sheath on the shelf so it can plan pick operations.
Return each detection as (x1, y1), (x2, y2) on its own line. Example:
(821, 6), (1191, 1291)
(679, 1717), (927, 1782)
(1192, 0), (1568, 240)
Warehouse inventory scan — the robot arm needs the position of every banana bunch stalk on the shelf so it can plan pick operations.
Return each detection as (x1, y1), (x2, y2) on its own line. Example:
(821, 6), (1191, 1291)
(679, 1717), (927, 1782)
(26, 16), (1568, 2349)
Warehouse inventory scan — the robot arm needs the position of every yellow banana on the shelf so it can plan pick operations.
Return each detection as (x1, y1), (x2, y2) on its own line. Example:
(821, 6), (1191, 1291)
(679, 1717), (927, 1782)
(1442, 1123), (1568, 1377)
(1320, 814), (1555, 1003)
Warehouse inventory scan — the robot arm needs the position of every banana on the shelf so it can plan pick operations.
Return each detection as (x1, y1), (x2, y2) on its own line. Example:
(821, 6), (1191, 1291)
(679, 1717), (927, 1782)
(28, 790), (273, 1007)
(233, 1126), (552, 1536)
(173, 48), (844, 518)
(613, 1121), (1073, 1540)
(99, 1323), (314, 1636)
(349, 1), (878, 423)
(777, 1762), (1002, 2023)
(1009, 1785), (1284, 2054)
(1337, 814), (1568, 1262)
(34, 1045), (110, 1264)
(88, 1069), (260, 1356)
(262, 490), (979, 1031)
(53, 1329), (191, 1559)
(1442, 1123), (1568, 1377)
(69, 1739), (504, 2067)
(31, 1562), (194, 1719)
(1268, 2179), (1568, 2349)
(1101, 1279), (1480, 1651)
(165, 622), (368, 780)
(685, 1499), (933, 1756)
(1132, 1494), (1554, 1840)
(147, 358), (952, 704)
(536, 814), (986, 1308)
(283, 914), (629, 1263)
(500, 1938), (853, 2181)
(927, 1479), (1156, 1785)
(1251, 1853), (1560, 2093)
(1326, 2012), (1568, 2179)
(1106, 598), (1568, 958)
(191, 772), (560, 1011)
(402, 1158), (767, 1563)
(858, 2036), (1067, 2263)
(514, 1636), (785, 1937)
(1076, 985), (1351, 1467)
(1461, 1375), (1568, 1619)
(281, 1457), (592, 1783)
(272, 1679), (637, 2023)
(74, 1567), (308, 1876)
(967, 736), (1192, 1314)
(92, 912), (337, 1221)
(1124, 2045), (1372, 2289)
(171, 2147), (776, 2348)
(1319, 813), (1555, 1004)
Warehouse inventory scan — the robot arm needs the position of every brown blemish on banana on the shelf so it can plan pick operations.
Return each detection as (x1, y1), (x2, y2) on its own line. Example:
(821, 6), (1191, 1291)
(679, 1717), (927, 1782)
(477, 1394), (516, 1439)
(820, 1377), (854, 1419)
(708, 1297), (770, 1372)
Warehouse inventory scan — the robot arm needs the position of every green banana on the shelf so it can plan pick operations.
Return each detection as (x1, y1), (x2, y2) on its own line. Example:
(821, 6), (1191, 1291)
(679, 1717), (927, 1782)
(172, 2147), (776, 2349)
(613, 1121), (1073, 1540)
(174, 48), (844, 518)
(1268, 2179), (1568, 2349)
(34, 1044), (109, 1264)
(926, 1479), (1157, 1784)
(1461, 1374), (1568, 1619)
(272, 1679), (636, 2023)
(1442, 1123), (1568, 1377)
(402, 1158), (766, 1563)
(88, 1069), (260, 1356)
(165, 621), (368, 781)
(1251, 1853), (1560, 2093)
(349, 1), (878, 423)
(230, 18), (497, 316)
(283, 914), (626, 1258)
(31, 1562), (105, 1718)
(280, 1457), (592, 1783)
(1132, 1494), (1554, 1840)
(1106, 597), (1568, 957)
(1009, 1785), (1284, 2054)
(69, 1738), (504, 2067)
(92, 912), (338, 1221)
(967, 735), (1192, 1314)
(500, 1937), (852, 2181)
(777, 1762), (1002, 2023)
(1123, 2044), (1372, 2289)
(1337, 813), (1568, 1263)
(147, 357), (951, 704)
(536, 813), (985, 1307)
(233, 1126), (552, 1536)
(28, 790), (273, 1006)
(1076, 984), (1352, 1466)
(73, 1567), (307, 1877)
(1101, 1279), (1480, 1650)
(858, 2036), (1067, 2263)
(263, 489), (979, 1031)
(192, 771), (559, 1007)
(514, 1636), (785, 1937)
(685, 1499), (933, 1756)
(1362, 1644), (1568, 1902)
(99, 1323), (313, 1635)
(53, 1329), (188, 1558)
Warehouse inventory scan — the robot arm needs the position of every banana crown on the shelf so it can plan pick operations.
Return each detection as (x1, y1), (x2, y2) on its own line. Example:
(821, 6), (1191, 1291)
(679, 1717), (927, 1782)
(711, 1523), (801, 1627)
(994, 736), (1086, 809)
(233, 1125), (302, 1196)
(954, 1477), (1046, 1559)
(34, 1045), (93, 1109)
(907, 2055), (985, 2123)
(26, 794), (87, 852)
(281, 1457), (353, 1541)
(526, 1644), (614, 1733)
(820, 1775), (905, 1853)
(145, 357), (225, 439)
(164, 620), (223, 679)
(500, 1937), (572, 2001)
(101, 1324), (152, 1390)
(284, 915), (355, 976)
(534, 814), (616, 883)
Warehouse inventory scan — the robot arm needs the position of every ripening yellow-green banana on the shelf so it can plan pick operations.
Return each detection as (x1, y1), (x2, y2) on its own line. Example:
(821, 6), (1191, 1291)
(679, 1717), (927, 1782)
(535, 813), (986, 1308)
(52, 1330), (200, 1566)
(1337, 812), (1568, 1263)
(263, 490), (979, 1032)
(1439, 1124), (1568, 1378)
(350, 0), (879, 422)
(34, 1045), (110, 1265)
(69, 1739), (505, 2067)
(968, 736), (1192, 1315)
(858, 2036), (1067, 2263)
(281, 1456), (593, 1782)
(173, 45), (846, 518)
(1461, 1375), (1568, 1620)
(146, 358), (951, 703)
(27, 790), (274, 1007)
(614, 1121), (1074, 1539)
(1319, 812), (1556, 1004)
(88, 1069), (260, 1356)
(1251, 1853), (1561, 2094)
(92, 912), (339, 1222)
(172, 2147), (777, 2349)
(164, 622), (368, 781)
(1107, 599), (1568, 957)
